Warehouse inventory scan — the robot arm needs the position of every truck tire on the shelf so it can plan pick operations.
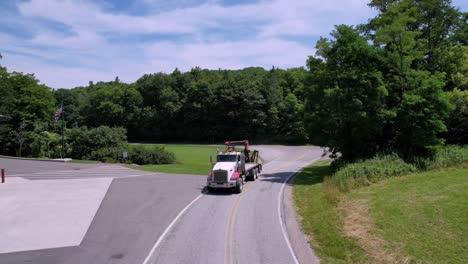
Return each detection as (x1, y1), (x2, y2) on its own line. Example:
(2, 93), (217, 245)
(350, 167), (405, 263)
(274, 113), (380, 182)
(247, 170), (255, 181)
(255, 169), (258, 179)
(251, 169), (256, 181)
(234, 178), (243, 193)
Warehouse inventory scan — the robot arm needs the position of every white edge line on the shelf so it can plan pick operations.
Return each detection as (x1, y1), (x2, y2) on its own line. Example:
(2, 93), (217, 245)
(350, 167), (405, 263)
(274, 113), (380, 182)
(142, 194), (204, 264)
(278, 157), (320, 264)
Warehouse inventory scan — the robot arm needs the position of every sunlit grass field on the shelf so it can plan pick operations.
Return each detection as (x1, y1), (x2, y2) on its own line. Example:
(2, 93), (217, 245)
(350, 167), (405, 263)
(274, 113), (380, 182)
(294, 161), (468, 263)
(129, 144), (221, 175)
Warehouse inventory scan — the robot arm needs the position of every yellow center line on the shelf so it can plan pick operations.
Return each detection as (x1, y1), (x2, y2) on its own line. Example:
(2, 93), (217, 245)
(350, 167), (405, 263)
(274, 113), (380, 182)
(224, 178), (256, 264)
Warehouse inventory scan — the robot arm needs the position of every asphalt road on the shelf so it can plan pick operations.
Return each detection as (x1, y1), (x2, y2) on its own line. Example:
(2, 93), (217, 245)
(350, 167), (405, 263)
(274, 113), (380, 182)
(0, 146), (322, 264)
(0, 162), (205, 264)
(0, 157), (95, 175)
(145, 145), (322, 264)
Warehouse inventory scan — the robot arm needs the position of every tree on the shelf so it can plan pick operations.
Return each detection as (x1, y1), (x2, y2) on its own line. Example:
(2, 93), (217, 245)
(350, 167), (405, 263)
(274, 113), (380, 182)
(392, 70), (451, 156)
(373, 0), (452, 157)
(445, 89), (468, 144)
(305, 25), (388, 160)
(0, 63), (15, 154)
(278, 93), (308, 144)
(369, 0), (466, 90)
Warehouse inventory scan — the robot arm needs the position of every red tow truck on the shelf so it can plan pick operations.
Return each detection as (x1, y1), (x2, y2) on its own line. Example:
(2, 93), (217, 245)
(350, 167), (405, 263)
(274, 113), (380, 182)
(206, 140), (262, 193)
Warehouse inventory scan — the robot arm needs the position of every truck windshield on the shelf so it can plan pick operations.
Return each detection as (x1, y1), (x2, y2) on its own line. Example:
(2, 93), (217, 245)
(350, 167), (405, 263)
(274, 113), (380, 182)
(217, 155), (237, 162)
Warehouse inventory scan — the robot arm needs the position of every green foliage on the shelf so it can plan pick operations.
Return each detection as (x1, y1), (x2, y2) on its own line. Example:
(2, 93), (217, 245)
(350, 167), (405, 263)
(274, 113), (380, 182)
(28, 131), (62, 158)
(278, 93), (308, 143)
(445, 89), (468, 144)
(127, 145), (175, 165)
(66, 126), (127, 160)
(64, 127), (176, 164)
(332, 154), (418, 191)
(0, 64), (56, 157)
(86, 147), (124, 163)
(306, 0), (460, 161)
(369, 0), (463, 84)
(16, 84), (55, 122)
(45, 67), (308, 144)
(392, 70), (451, 157)
(447, 45), (468, 90)
(424, 145), (468, 169)
(305, 25), (388, 160)
(0, 0), (464, 162)
(331, 145), (468, 191)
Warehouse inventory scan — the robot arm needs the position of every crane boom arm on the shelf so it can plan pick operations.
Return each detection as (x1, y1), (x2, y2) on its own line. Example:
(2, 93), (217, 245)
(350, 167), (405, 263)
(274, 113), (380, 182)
(224, 140), (249, 152)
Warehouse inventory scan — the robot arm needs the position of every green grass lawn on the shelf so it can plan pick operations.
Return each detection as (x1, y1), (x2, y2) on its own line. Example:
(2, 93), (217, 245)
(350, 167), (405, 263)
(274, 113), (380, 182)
(294, 162), (468, 263)
(129, 144), (221, 175)
(360, 167), (468, 263)
(293, 160), (369, 263)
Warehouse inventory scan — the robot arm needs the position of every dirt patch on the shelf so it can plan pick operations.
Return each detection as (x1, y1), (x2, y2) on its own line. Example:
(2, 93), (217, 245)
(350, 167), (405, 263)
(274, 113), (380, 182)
(339, 199), (410, 264)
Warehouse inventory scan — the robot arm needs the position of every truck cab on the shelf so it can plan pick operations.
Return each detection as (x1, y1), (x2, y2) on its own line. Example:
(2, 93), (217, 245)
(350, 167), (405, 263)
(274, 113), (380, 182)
(206, 140), (261, 194)
(207, 152), (245, 193)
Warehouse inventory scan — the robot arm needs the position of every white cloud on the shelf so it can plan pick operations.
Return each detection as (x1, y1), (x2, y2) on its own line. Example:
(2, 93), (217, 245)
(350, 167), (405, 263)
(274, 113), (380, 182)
(1, 0), (375, 88)
(144, 38), (313, 72)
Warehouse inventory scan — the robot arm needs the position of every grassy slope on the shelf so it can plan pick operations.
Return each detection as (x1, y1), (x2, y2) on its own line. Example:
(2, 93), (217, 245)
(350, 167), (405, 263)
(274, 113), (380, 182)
(129, 144), (220, 175)
(294, 162), (468, 263)
(360, 167), (468, 263)
(293, 160), (368, 263)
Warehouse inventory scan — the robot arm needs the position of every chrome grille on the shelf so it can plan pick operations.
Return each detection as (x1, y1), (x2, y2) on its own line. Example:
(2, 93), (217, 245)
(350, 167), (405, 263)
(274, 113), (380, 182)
(213, 170), (228, 183)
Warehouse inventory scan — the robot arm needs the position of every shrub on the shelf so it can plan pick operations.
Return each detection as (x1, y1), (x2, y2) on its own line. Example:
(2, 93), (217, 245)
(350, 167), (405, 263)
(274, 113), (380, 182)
(127, 145), (175, 165)
(28, 131), (63, 158)
(445, 89), (468, 144)
(66, 126), (126, 159)
(332, 154), (418, 191)
(86, 147), (124, 163)
(425, 145), (468, 169)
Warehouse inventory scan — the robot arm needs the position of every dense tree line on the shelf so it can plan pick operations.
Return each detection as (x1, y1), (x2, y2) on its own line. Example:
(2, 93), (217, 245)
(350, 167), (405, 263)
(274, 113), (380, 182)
(305, 0), (467, 161)
(0, 64), (309, 157)
(53, 67), (308, 144)
(0, 0), (466, 162)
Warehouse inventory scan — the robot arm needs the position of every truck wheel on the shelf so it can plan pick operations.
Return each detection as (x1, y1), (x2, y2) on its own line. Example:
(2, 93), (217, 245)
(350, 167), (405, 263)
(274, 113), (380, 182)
(234, 178), (243, 193)
(255, 169), (258, 179)
(251, 170), (256, 181)
(247, 171), (254, 181)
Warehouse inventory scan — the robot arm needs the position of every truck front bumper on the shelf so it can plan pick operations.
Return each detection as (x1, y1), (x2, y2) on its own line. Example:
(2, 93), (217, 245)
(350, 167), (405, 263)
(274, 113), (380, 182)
(207, 181), (236, 188)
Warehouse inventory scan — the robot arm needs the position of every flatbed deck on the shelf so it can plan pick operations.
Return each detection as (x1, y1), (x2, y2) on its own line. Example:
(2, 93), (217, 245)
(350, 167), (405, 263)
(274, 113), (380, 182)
(245, 163), (260, 171)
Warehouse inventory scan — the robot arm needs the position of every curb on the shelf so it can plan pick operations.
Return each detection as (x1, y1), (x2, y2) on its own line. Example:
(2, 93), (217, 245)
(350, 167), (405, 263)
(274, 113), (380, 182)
(0, 155), (72, 163)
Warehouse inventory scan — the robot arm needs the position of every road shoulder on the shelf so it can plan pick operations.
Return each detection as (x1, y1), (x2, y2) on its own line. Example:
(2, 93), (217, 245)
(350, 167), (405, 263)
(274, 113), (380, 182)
(283, 173), (320, 264)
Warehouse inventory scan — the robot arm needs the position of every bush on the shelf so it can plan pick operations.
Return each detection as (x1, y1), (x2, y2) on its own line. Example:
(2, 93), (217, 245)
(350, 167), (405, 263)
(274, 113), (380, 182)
(66, 126), (126, 159)
(127, 145), (175, 165)
(331, 146), (468, 192)
(425, 145), (468, 169)
(28, 131), (63, 158)
(332, 154), (418, 191)
(445, 89), (468, 144)
(86, 147), (124, 163)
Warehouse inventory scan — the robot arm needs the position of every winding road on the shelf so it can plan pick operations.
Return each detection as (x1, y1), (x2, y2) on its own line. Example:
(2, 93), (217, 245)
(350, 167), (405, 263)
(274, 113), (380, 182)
(0, 146), (321, 264)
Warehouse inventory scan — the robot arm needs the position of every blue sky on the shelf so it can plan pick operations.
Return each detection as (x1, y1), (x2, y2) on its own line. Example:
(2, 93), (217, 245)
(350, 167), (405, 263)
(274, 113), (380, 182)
(0, 0), (466, 88)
